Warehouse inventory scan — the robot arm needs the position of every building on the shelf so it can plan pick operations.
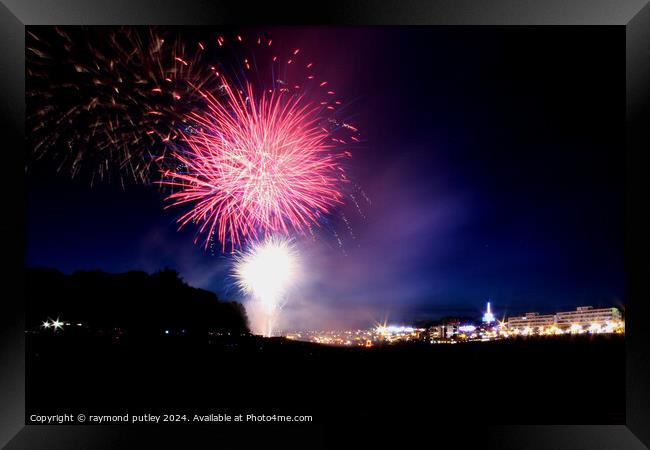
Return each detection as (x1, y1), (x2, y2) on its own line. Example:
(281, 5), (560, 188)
(426, 323), (458, 341)
(554, 306), (622, 332)
(507, 312), (556, 334)
(482, 301), (495, 323)
(427, 325), (445, 339)
(506, 306), (623, 335)
(445, 323), (459, 338)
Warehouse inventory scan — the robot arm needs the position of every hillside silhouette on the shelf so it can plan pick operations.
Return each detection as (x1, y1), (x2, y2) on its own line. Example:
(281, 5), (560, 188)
(26, 268), (249, 337)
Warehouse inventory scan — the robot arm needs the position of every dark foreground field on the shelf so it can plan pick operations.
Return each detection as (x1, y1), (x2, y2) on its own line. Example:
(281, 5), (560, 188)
(26, 333), (624, 425)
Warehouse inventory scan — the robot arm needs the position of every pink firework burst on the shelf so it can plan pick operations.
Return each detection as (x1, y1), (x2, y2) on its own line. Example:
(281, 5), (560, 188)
(161, 78), (348, 251)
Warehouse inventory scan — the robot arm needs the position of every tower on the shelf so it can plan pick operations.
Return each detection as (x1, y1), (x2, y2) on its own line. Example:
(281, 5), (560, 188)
(482, 301), (495, 323)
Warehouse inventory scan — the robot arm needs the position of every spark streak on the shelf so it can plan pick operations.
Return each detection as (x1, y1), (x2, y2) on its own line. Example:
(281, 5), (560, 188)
(161, 78), (347, 251)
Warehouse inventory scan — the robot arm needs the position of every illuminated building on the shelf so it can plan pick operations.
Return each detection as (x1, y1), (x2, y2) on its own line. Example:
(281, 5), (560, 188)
(427, 326), (444, 339)
(445, 323), (458, 338)
(482, 301), (495, 323)
(426, 324), (457, 341)
(507, 312), (555, 334)
(554, 306), (622, 331)
(506, 306), (623, 335)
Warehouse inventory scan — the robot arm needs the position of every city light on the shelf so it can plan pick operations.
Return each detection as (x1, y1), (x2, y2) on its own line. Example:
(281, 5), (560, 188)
(482, 301), (495, 323)
(569, 324), (583, 334)
(283, 304), (624, 347)
(41, 317), (65, 331)
(376, 325), (415, 335)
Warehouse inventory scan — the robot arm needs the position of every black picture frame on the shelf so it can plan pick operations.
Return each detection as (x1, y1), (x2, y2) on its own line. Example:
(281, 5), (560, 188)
(1, 1), (649, 448)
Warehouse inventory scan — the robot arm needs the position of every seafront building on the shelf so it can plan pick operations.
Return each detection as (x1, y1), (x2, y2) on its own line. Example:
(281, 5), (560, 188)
(506, 312), (556, 331)
(506, 306), (623, 335)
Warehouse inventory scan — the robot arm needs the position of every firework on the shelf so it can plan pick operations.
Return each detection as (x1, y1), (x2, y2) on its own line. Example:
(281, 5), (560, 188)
(161, 74), (350, 250)
(28, 27), (364, 249)
(154, 31), (363, 251)
(233, 236), (297, 336)
(27, 27), (218, 184)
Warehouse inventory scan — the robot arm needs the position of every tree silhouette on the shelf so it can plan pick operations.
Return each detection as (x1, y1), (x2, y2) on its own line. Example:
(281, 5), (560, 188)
(26, 267), (249, 337)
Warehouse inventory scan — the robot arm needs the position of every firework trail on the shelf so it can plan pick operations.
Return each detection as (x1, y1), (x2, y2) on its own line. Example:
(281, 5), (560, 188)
(233, 236), (297, 336)
(160, 33), (362, 252)
(27, 27), (218, 185)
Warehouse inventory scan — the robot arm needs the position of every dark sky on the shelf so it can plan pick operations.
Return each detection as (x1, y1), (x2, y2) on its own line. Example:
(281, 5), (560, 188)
(26, 27), (625, 330)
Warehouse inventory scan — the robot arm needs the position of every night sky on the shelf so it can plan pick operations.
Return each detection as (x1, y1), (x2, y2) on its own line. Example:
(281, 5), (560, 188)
(26, 27), (624, 330)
